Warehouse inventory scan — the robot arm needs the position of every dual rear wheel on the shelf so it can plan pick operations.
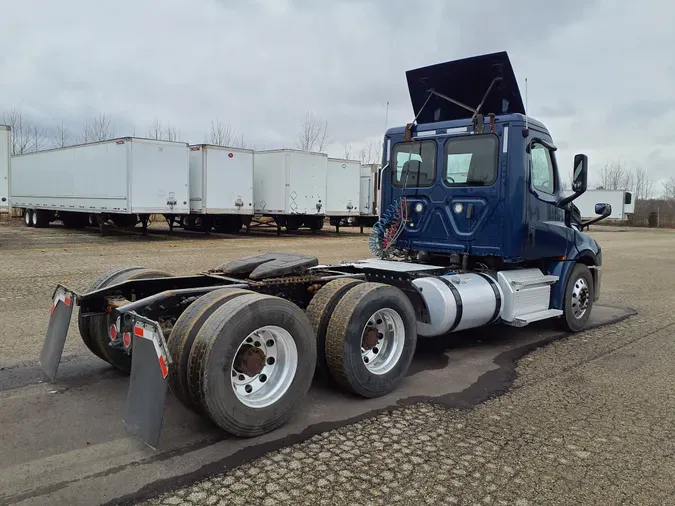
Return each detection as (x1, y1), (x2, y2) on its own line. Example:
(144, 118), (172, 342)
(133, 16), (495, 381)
(77, 265), (417, 438)
(168, 289), (316, 437)
(306, 279), (418, 398)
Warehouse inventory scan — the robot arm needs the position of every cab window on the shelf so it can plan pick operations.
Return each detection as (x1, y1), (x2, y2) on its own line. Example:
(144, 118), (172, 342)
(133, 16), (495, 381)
(391, 140), (436, 188)
(444, 134), (498, 186)
(530, 143), (555, 194)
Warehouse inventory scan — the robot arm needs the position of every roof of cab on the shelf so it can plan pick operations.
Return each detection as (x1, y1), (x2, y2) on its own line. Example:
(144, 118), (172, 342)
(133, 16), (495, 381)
(385, 113), (550, 137)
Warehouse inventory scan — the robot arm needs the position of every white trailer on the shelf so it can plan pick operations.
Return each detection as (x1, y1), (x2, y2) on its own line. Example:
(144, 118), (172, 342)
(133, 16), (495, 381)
(187, 144), (254, 233)
(0, 125), (9, 214)
(253, 149), (327, 232)
(360, 163), (380, 217)
(325, 158), (360, 217)
(328, 163), (381, 233)
(10, 137), (190, 232)
(563, 189), (634, 220)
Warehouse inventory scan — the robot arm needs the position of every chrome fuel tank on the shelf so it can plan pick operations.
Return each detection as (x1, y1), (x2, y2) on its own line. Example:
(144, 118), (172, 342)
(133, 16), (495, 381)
(412, 272), (503, 337)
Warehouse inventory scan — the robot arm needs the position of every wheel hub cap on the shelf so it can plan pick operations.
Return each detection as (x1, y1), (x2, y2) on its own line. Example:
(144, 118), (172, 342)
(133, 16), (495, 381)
(234, 345), (266, 377)
(362, 326), (380, 350)
(360, 308), (405, 376)
(571, 277), (590, 319)
(230, 325), (298, 409)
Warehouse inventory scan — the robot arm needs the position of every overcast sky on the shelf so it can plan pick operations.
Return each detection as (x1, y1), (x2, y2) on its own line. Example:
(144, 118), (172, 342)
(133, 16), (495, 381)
(1, 0), (673, 190)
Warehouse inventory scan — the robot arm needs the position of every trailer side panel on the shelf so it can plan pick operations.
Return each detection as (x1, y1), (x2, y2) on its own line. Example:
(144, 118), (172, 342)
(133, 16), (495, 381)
(10, 139), (130, 212)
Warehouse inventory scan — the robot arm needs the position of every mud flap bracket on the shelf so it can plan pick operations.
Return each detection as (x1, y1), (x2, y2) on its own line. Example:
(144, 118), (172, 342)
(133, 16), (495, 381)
(123, 314), (172, 450)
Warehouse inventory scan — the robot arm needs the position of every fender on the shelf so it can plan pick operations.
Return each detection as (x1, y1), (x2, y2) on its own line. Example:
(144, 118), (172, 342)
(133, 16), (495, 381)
(547, 248), (601, 310)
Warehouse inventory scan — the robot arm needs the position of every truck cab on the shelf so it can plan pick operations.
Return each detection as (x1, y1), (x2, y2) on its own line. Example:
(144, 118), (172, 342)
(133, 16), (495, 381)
(375, 51), (609, 328)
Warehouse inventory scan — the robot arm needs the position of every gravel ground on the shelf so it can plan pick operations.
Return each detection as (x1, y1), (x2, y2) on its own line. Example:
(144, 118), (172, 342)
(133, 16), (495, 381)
(1, 220), (674, 505)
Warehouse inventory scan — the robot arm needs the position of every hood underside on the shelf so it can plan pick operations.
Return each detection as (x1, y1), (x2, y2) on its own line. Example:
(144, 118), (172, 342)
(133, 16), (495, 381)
(406, 51), (525, 124)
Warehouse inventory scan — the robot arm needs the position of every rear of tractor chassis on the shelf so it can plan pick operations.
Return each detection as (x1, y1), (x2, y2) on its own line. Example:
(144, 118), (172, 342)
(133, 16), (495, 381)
(39, 256), (419, 448)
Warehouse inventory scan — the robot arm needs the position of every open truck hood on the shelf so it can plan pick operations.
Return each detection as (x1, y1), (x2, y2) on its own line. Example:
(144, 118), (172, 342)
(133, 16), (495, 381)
(406, 51), (525, 124)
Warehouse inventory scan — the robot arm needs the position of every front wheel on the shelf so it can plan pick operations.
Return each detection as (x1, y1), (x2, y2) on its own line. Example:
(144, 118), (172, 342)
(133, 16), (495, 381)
(559, 263), (594, 332)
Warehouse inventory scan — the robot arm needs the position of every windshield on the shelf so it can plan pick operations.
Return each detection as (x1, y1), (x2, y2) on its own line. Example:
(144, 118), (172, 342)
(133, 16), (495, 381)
(391, 140), (436, 188)
(444, 134), (498, 186)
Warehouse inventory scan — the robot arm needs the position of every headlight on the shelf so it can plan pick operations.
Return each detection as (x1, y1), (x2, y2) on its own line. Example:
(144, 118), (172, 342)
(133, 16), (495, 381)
(414, 203), (424, 213)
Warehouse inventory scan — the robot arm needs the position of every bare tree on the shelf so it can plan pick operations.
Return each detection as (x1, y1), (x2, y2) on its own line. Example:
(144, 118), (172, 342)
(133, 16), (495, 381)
(32, 125), (47, 152)
(164, 124), (179, 142)
(147, 119), (163, 140)
(296, 111), (330, 152)
(2, 108), (33, 154)
(599, 161), (633, 190)
(206, 119), (246, 148)
(147, 119), (180, 141)
(206, 119), (234, 146)
(81, 113), (116, 143)
(52, 120), (71, 148)
(560, 178), (571, 191)
(663, 175), (675, 200)
(358, 140), (382, 165)
(632, 167), (655, 200)
(342, 138), (354, 159)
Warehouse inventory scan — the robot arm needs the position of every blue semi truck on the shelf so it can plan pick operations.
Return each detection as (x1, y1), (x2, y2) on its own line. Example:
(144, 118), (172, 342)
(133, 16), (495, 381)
(40, 51), (611, 448)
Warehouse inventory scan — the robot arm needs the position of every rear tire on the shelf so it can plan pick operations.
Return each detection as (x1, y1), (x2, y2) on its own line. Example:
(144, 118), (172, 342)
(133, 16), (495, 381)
(558, 263), (594, 332)
(305, 278), (363, 380)
(81, 267), (171, 373)
(188, 293), (316, 437)
(78, 266), (145, 363)
(167, 287), (253, 412)
(32, 209), (50, 228)
(324, 282), (417, 398)
(24, 210), (33, 227)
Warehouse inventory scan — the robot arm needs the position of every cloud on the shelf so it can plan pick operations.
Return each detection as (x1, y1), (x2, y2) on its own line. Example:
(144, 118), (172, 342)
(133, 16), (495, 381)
(0, 0), (673, 184)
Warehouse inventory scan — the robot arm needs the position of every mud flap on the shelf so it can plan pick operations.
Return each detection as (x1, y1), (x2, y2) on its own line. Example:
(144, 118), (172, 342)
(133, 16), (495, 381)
(123, 317), (172, 450)
(40, 287), (75, 381)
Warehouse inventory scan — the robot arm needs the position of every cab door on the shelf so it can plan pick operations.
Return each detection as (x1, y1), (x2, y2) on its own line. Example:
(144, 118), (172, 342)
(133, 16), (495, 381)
(525, 137), (572, 259)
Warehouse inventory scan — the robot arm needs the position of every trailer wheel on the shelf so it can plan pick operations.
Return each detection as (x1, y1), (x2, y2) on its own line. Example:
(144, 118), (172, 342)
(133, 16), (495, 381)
(558, 263), (595, 332)
(188, 293), (316, 437)
(78, 266), (145, 362)
(32, 209), (50, 228)
(308, 217), (324, 232)
(24, 210), (33, 227)
(81, 267), (172, 372)
(305, 278), (363, 380)
(167, 287), (253, 412)
(324, 282), (417, 398)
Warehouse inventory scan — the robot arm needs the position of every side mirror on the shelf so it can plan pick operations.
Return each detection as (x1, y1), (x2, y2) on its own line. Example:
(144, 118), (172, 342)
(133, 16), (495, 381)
(580, 202), (612, 230)
(572, 154), (588, 193)
(557, 154), (589, 208)
(595, 203), (611, 216)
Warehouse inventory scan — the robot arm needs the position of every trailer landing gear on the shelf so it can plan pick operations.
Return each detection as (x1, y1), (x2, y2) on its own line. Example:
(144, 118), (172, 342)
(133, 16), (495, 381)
(139, 214), (150, 236)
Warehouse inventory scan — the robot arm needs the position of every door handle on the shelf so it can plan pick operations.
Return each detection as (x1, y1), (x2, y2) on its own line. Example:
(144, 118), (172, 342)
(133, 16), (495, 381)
(466, 203), (474, 219)
(528, 226), (536, 245)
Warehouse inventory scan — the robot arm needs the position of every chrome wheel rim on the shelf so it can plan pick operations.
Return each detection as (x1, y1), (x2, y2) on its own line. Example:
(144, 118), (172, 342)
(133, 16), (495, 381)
(571, 277), (590, 319)
(231, 325), (298, 408)
(361, 308), (405, 375)
(24, 212), (31, 225)
(31, 211), (37, 226)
